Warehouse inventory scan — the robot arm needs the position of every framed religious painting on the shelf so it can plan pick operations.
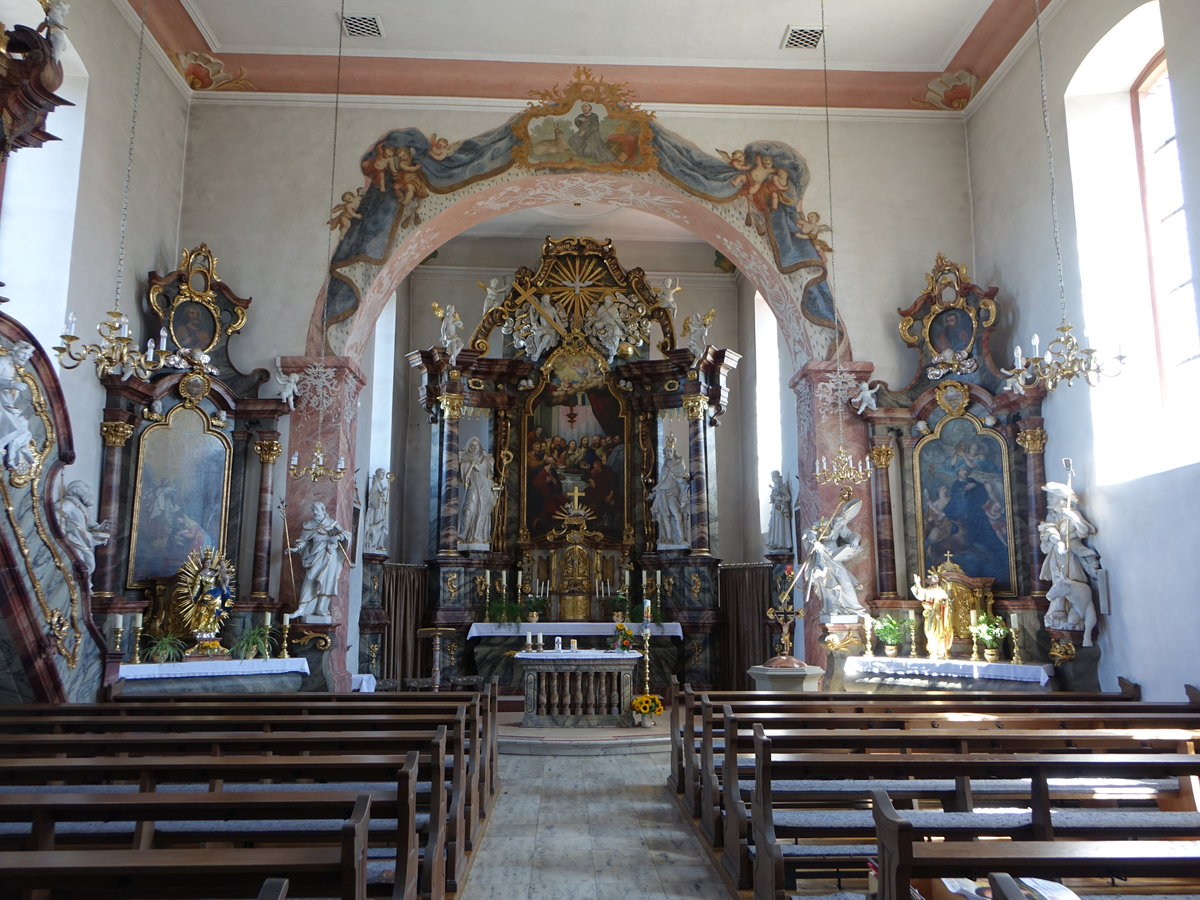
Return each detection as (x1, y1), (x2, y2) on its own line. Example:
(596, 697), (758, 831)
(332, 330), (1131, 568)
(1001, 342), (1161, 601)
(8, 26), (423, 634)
(126, 405), (232, 587)
(912, 412), (1017, 594)
(521, 346), (628, 542)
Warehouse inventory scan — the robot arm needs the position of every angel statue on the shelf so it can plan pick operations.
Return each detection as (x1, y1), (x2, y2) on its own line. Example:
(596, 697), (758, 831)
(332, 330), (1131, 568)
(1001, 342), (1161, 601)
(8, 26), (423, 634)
(659, 276), (682, 313)
(850, 380), (880, 415)
(479, 276), (510, 312)
(173, 547), (236, 657)
(681, 309), (716, 361)
(274, 357), (301, 411)
(797, 497), (865, 617)
(433, 302), (464, 366)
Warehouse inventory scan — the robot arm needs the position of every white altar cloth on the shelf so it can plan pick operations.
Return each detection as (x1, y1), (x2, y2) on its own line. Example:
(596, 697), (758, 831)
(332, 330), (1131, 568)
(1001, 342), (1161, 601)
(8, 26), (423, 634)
(119, 658), (310, 680)
(514, 649), (643, 661)
(469, 622), (682, 639)
(845, 656), (1053, 686)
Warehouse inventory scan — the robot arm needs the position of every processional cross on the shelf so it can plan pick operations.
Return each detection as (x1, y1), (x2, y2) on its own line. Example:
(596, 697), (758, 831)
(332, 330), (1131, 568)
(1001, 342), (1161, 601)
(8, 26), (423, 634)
(766, 590), (799, 659)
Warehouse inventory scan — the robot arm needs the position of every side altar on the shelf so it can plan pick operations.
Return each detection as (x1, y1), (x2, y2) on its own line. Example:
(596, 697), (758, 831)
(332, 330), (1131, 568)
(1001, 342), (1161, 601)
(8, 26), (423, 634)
(408, 237), (739, 692)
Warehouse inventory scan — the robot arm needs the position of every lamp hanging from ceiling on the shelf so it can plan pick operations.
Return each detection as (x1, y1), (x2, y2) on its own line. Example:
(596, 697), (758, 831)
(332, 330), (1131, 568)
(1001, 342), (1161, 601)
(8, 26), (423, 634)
(810, 0), (870, 501)
(289, 0), (349, 484)
(1003, 0), (1121, 393)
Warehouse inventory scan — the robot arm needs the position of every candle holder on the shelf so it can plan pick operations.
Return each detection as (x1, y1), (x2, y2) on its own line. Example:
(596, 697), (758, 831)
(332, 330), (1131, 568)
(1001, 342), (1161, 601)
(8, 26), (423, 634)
(279, 620), (291, 659)
(113, 625), (125, 659)
(130, 625), (143, 664)
(1011, 626), (1023, 665)
(368, 642), (379, 676)
(862, 616), (875, 658)
(970, 633), (980, 662)
(642, 625), (652, 697)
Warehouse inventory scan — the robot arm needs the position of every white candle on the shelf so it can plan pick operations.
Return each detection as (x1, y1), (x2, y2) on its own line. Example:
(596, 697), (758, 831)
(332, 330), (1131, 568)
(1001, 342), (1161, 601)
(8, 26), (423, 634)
(159, 326), (168, 350)
(570, 639), (578, 651)
(907, 608), (916, 621)
(656, 571), (662, 592)
(290, 451), (299, 466)
(264, 611), (272, 627)
(1014, 345), (1023, 367)
(969, 609), (979, 626)
(501, 571), (507, 593)
(536, 632), (543, 646)
(644, 597), (652, 621)
(525, 631), (532, 646)
(133, 612), (143, 628)
(1031, 333), (1040, 356)
(114, 614), (124, 630)
(282, 612), (292, 625)
(145, 339), (155, 361)
(63, 311), (75, 336)
(625, 570), (630, 591)
(1010, 613), (1019, 630)
(118, 316), (129, 338)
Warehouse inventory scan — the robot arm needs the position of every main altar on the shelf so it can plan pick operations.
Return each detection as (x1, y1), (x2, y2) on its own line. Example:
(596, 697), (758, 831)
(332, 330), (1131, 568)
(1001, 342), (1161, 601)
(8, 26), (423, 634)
(407, 237), (739, 691)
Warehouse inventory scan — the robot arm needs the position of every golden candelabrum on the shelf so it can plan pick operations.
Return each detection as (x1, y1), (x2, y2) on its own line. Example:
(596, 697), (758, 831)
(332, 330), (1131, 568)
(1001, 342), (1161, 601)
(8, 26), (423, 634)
(130, 622), (143, 664)
(278, 618), (291, 659)
(1010, 626), (1023, 665)
(642, 625), (652, 697)
(288, 442), (347, 482)
(862, 615), (875, 658)
(814, 446), (872, 501)
(1008, 320), (1117, 392)
(112, 624), (125, 659)
(54, 310), (170, 380)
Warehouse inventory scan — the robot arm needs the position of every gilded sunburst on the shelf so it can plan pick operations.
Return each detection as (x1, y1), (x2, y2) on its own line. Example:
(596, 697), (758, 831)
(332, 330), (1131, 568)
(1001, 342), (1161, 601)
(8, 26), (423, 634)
(541, 256), (611, 327)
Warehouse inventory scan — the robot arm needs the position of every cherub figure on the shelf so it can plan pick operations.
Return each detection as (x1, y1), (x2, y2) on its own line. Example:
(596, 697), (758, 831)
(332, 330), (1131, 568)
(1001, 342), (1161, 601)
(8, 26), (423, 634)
(327, 189), (364, 234)
(716, 148), (753, 189)
(479, 276), (510, 312)
(37, 0), (69, 60)
(681, 309), (716, 360)
(364, 142), (397, 192)
(795, 211), (833, 256)
(427, 133), (460, 161)
(659, 276), (682, 313)
(433, 302), (464, 365)
(850, 380), (880, 415)
(274, 357), (301, 410)
(394, 146), (430, 227)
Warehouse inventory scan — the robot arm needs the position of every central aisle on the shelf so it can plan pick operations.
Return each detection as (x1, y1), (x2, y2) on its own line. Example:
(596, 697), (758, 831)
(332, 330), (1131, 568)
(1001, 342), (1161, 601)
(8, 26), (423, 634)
(458, 751), (728, 900)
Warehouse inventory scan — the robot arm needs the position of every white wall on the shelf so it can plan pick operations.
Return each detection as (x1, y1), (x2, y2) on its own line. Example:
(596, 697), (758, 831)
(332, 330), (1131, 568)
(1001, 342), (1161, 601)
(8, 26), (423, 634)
(967, 0), (1200, 697)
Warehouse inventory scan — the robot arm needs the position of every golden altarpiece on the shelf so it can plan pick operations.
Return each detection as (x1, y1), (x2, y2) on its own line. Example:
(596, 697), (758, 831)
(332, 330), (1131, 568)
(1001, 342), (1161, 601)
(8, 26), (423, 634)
(408, 237), (739, 690)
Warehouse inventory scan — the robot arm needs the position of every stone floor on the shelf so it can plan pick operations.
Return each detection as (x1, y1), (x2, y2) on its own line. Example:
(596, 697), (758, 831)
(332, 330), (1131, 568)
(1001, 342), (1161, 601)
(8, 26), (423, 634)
(457, 751), (730, 900)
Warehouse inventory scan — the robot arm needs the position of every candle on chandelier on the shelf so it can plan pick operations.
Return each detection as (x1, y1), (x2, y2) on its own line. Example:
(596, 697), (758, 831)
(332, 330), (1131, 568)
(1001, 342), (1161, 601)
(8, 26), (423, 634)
(1014, 345), (1023, 367)
(336, 456), (346, 471)
(63, 311), (76, 336)
(1031, 333), (1040, 357)
(146, 339), (155, 361)
(290, 451), (299, 467)
(118, 316), (129, 338)
(159, 327), (168, 350)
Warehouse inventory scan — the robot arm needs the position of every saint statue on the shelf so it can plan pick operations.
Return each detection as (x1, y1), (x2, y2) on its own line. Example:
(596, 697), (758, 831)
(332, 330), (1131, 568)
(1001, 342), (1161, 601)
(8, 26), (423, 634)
(0, 341), (36, 473)
(911, 572), (953, 660)
(765, 470), (793, 553)
(459, 437), (498, 546)
(438, 303), (464, 366)
(798, 498), (865, 616)
(287, 501), (351, 622)
(649, 442), (688, 547)
(1038, 474), (1102, 644)
(55, 479), (110, 586)
(364, 468), (393, 554)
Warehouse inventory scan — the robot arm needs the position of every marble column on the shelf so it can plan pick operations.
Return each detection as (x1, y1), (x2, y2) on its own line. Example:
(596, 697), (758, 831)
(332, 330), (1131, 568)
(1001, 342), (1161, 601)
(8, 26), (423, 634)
(682, 394), (710, 555)
(250, 432), (282, 603)
(437, 392), (464, 556)
(93, 416), (135, 603)
(868, 441), (898, 600)
(279, 355), (366, 693)
(1016, 421), (1049, 595)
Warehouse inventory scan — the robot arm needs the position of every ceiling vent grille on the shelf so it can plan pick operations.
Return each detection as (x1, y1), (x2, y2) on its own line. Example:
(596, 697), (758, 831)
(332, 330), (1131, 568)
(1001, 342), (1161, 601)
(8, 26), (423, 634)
(341, 14), (385, 38)
(781, 26), (823, 50)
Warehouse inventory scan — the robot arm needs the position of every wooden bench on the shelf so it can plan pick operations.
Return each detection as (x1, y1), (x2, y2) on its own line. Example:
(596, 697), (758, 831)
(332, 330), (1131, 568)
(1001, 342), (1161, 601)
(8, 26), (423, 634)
(711, 710), (1198, 887)
(0, 748), (446, 900)
(0, 794), (371, 900)
(749, 739), (1200, 900)
(873, 790), (1200, 900)
(259, 878), (289, 900)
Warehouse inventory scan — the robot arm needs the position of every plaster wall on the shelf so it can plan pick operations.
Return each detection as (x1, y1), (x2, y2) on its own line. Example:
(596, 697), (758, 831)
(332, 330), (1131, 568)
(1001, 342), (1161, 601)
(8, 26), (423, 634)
(966, 0), (1200, 698)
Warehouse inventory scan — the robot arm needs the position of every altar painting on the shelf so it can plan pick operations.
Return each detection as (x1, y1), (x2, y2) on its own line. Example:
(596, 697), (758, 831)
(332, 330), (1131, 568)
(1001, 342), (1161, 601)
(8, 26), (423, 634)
(523, 350), (626, 541)
(913, 415), (1016, 593)
(127, 406), (231, 586)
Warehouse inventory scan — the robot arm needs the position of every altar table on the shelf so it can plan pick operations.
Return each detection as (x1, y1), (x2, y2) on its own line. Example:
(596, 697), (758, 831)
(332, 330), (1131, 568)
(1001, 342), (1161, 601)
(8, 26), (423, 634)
(116, 658), (310, 695)
(467, 622), (683, 639)
(513, 650), (642, 727)
(843, 655), (1055, 692)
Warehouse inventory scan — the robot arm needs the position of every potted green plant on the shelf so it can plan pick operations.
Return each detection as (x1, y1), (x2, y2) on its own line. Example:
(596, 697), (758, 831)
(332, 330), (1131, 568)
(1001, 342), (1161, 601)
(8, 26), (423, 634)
(144, 632), (186, 664)
(968, 613), (1010, 662)
(231, 624), (275, 660)
(871, 614), (913, 657)
(520, 590), (547, 623)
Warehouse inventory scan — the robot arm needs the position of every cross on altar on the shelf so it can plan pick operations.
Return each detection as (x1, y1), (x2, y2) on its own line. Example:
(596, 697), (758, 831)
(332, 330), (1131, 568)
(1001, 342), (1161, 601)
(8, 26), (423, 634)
(566, 485), (586, 508)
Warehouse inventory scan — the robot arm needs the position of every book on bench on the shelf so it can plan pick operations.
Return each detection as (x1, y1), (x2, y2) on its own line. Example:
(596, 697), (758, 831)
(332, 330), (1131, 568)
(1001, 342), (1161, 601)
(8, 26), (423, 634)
(937, 877), (1080, 900)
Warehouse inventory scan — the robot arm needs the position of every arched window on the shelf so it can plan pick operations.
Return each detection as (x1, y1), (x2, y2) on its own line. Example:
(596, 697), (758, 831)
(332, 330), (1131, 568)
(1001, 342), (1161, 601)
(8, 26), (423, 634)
(1065, 1), (1198, 483)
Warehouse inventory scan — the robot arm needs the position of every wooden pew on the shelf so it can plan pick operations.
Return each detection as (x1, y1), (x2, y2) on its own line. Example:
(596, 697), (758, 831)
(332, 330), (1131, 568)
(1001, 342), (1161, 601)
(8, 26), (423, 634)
(713, 709), (1199, 887)
(0, 749), (445, 900)
(872, 790), (1200, 900)
(259, 878), (290, 900)
(749, 738), (1200, 900)
(0, 794), (371, 900)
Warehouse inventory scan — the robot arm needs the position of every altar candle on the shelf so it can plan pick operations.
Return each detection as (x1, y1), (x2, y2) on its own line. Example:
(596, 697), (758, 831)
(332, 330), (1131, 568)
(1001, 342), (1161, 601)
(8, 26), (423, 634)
(114, 614), (124, 631)
(644, 597), (652, 622)
(133, 612), (143, 628)
(1010, 613), (1019, 630)
(501, 571), (507, 593)
(264, 611), (272, 627)
(656, 571), (662, 593)
(536, 632), (543, 647)
(525, 631), (532, 646)
(907, 608), (917, 622)
(570, 639), (578, 651)
(282, 612), (292, 625)
(625, 570), (630, 591)
(969, 609), (979, 626)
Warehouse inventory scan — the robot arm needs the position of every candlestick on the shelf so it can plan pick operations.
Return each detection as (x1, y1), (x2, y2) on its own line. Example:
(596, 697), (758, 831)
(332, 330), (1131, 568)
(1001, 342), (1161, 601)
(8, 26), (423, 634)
(113, 625), (125, 658)
(1011, 626), (1023, 665)
(1009, 612), (1019, 630)
(280, 615), (291, 659)
(130, 623), (143, 664)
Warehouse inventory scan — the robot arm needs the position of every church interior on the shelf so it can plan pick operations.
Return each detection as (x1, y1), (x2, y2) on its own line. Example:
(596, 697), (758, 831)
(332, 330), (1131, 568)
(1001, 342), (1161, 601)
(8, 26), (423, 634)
(0, 1), (1198, 898)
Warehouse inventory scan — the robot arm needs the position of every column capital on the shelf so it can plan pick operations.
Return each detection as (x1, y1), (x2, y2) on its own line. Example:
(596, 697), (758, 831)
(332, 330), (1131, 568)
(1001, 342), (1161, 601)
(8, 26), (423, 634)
(254, 439), (283, 465)
(100, 421), (134, 447)
(682, 395), (707, 421)
(868, 445), (895, 469)
(438, 392), (464, 420)
(1015, 427), (1048, 454)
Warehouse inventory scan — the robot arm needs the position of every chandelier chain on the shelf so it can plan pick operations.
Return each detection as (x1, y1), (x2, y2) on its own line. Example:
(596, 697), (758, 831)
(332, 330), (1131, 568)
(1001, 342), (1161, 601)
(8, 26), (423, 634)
(1032, 0), (1068, 318)
(819, 0), (846, 449)
(114, 0), (150, 311)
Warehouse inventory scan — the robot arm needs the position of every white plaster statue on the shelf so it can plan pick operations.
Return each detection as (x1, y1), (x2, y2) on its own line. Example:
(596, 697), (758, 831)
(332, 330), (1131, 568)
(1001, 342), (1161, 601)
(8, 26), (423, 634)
(439, 304), (465, 366)
(659, 277), (681, 313)
(274, 357), (301, 410)
(798, 498), (866, 616)
(55, 479), (109, 584)
(765, 470), (794, 552)
(458, 437), (498, 546)
(364, 468), (393, 554)
(482, 277), (510, 312)
(850, 380), (880, 415)
(37, 0), (69, 60)
(649, 442), (689, 547)
(287, 501), (351, 622)
(589, 296), (625, 361)
(1039, 474), (1102, 645)
(526, 300), (565, 361)
(0, 341), (36, 473)
(682, 311), (710, 361)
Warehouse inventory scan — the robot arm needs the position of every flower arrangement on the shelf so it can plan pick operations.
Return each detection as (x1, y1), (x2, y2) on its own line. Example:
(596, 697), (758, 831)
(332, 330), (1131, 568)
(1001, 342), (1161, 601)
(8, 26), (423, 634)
(612, 589), (630, 622)
(871, 614), (913, 647)
(611, 623), (635, 652)
(631, 693), (664, 717)
(968, 613), (1010, 649)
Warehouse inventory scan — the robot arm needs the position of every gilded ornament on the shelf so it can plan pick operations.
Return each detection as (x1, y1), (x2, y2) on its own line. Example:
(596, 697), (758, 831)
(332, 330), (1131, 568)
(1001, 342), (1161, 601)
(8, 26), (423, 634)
(1016, 428), (1048, 454)
(1048, 637), (1076, 666)
(445, 572), (459, 601)
(100, 421), (134, 447)
(867, 445), (895, 469)
(254, 440), (283, 465)
(823, 631), (865, 654)
(933, 381), (971, 417)
(174, 547), (236, 657)
(438, 393), (464, 420)
(682, 395), (707, 421)
(689, 573), (702, 600)
(178, 372), (212, 406)
(291, 629), (332, 651)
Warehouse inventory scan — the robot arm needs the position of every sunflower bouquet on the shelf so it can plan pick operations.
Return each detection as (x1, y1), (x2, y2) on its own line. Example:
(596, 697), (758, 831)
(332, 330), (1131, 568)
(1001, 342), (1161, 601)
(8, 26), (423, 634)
(631, 693), (664, 717)
(610, 623), (635, 652)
